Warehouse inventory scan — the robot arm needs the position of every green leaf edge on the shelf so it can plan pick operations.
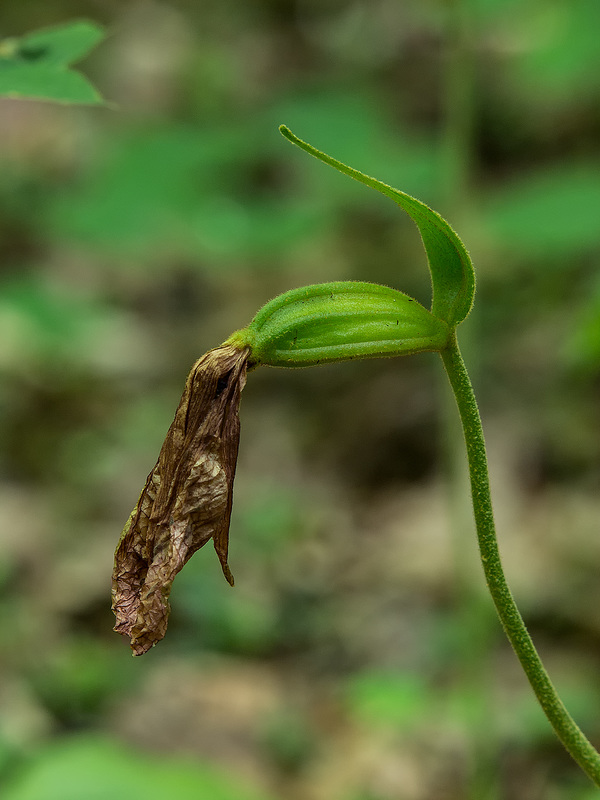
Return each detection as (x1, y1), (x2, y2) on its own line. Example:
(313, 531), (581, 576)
(0, 20), (107, 105)
(19, 20), (106, 67)
(0, 66), (104, 106)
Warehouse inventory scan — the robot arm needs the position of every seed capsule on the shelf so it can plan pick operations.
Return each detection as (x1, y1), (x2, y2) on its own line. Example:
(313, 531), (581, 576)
(228, 281), (450, 368)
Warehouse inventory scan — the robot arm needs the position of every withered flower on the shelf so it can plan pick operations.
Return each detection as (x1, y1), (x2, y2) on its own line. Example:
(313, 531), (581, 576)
(112, 277), (450, 656)
(112, 343), (249, 656)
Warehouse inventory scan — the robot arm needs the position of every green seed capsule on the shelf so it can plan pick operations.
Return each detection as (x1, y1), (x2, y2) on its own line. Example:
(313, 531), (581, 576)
(227, 281), (450, 368)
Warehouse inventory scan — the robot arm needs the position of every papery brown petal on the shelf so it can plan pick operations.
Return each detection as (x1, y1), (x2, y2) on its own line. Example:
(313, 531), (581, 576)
(111, 344), (248, 655)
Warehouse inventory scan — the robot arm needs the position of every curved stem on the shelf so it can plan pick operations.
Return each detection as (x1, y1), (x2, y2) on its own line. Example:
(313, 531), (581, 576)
(440, 332), (600, 785)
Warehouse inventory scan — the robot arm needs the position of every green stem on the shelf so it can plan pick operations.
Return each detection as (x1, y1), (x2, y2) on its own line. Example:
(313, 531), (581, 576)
(440, 332), (600, 785)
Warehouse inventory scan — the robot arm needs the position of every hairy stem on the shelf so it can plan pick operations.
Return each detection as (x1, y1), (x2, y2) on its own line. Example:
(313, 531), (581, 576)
(440, 333), (600, 785)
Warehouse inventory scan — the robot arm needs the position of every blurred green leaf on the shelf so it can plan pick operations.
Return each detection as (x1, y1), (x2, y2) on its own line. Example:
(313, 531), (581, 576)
(28, 638), (138, 725)
(38, 89), (443, 263)
(3, 736), (272, 800)
(0, 276), (130, 371)
(0, 66), (101, 105)
(259, 709), (315, 774)
(170, 551), (278, 655)
(0, 21), (105, 104)
(505, 0), (600, 103)
(42, 124), (324, 261)
(238, 485), (304, 557)
(482, 162), (600, 258)
(16, 21), (105, 67)
(344, 671), (433, 731)
(562, 279), (600, 371)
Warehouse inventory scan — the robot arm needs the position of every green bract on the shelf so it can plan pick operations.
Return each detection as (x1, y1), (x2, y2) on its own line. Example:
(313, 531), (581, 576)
(228, 281), (450, 367)
(279, 126), (475, 328)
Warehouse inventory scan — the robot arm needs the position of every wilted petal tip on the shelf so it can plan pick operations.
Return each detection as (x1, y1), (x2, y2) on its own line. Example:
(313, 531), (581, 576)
(112, 344), (249, 654)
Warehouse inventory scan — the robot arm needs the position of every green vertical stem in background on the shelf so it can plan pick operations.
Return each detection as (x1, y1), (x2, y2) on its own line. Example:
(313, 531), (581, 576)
(439, 0), (479, 604)
(439, 0), (478, 597)
(440, 3), (497, 795)
(440, 333), (600, 787)
(441, 0), (475, 208)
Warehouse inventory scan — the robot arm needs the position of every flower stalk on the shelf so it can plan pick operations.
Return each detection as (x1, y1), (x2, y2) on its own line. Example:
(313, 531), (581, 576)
(441, 333), (600, 785)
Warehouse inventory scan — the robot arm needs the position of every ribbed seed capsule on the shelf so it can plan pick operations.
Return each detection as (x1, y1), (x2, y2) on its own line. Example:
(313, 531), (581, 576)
(228, 281), (450, 368)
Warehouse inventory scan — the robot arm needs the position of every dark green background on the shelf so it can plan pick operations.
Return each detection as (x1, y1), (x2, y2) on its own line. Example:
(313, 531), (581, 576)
(1, 1), (600, 798)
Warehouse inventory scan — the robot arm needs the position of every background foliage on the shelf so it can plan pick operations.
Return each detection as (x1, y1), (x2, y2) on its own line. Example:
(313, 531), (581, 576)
(1, 1), (599, 798)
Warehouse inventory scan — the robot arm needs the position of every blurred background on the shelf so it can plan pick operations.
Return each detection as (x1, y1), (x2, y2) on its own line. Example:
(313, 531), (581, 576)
(1, 0), (600, 798)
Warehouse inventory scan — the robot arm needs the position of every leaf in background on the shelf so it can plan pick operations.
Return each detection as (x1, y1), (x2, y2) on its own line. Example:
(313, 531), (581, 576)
(279, 126), (475, 327)
(0, 67), (102, 105)
(38, 89), (442, 264)
(482, 161), (600, 258)
(0, 276), (145, 374)
(345, 670), (434, 731)
(0, 21), (105, 104)
(40, 125), (325, 261)
(2, 736), (273, 800)
(502, 0), (600, 104)
(562, 278), (600, 372)
(16, 20), (106, 67)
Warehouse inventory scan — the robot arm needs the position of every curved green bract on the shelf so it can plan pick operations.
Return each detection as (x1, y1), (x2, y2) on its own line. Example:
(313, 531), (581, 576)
(228, 281), (450, 367)
(279, 126), (475, 327)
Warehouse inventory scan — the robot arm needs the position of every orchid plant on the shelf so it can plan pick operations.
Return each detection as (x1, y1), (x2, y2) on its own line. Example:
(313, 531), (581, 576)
(112, 126), (600, 786)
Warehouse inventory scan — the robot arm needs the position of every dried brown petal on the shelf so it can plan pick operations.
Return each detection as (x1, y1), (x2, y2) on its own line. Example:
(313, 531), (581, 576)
(112, 344), (249, 655)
